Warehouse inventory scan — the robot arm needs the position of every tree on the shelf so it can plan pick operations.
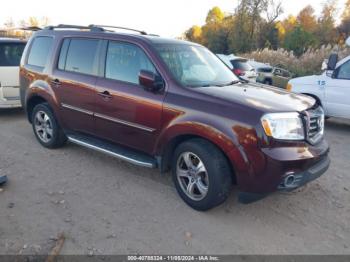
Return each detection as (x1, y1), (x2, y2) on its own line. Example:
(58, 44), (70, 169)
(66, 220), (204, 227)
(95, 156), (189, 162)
(201, 16), (232, 54)
(338, 0), (350, 43)
(316, 0), (338, 45)
(297, 5), (317, 32)
(206, 6), (225, 24)
(185, 25), (202, 43)
(228, 0), (282, 52)
(200, 7), (232, 53)
(284, 26), (317, 56)
(276, 15), (297, 43)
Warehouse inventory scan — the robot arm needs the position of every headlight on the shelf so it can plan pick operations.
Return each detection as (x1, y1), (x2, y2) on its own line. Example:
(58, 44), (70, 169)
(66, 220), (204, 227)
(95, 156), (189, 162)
(261, 112), (305, 140)
(286, 83), (292, 91)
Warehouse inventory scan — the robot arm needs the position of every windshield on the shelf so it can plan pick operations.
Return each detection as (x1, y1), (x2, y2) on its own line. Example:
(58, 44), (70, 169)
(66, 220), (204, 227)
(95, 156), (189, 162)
(0, 43), (25, 67)
(231, 59), (253, 71)
(155, 44), (238, 87)
(257, 67), (273, 73)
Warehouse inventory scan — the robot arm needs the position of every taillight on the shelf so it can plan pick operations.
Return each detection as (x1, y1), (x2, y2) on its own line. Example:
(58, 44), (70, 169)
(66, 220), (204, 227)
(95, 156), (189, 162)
(233, 69), (245, 76)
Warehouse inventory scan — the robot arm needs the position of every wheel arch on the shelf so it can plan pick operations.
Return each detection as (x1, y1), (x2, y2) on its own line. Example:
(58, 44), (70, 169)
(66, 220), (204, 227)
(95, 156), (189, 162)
(301, 93), (323, 107)
(24, 80), (60, 123)
(156, 121), (248, 184)
(26, 95), (48, 123)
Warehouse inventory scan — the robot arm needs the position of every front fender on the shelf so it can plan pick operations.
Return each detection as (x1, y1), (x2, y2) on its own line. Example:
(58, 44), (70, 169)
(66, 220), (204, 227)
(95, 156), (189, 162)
(155, 114), (252, 182)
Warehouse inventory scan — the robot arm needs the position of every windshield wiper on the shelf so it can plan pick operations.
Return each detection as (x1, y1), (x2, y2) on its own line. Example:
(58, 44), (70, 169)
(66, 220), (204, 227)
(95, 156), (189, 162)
(186, 84), (211, 88)
(215, 80), (241, 87)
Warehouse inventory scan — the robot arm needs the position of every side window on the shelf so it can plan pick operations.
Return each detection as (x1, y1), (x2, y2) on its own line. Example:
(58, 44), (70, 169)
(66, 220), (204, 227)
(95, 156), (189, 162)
(27, 37), (53, 68)
(274, 69), (281, 76)
(337, 61), (350, 80)
(105, 41), (157, 84)
(60, 38), (99, 75)
(0, 43), (25, 67)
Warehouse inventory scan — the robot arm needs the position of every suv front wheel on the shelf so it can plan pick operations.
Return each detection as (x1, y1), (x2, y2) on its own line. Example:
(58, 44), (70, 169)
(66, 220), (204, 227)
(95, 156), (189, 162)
(32, 103), (67, 148)
(172, 138), (232, 211)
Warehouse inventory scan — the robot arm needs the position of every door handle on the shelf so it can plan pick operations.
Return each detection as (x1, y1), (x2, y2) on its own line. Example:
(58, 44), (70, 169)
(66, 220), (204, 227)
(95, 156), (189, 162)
(50, 79), (62, 87)
(98, 90), (112, 100)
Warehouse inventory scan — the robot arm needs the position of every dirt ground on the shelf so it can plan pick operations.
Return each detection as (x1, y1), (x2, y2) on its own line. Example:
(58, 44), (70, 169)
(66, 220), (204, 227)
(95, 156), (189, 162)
(0, 108), (349, 255)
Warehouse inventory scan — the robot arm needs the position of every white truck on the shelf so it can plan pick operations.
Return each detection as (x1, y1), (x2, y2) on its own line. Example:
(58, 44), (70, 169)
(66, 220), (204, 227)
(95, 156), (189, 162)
(0, 38), (26, 108)
(287, 38), (350, 119)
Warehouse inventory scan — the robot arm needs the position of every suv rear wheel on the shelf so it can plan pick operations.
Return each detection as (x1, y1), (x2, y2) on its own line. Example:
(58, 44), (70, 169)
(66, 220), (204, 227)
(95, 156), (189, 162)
(172, 138), (232, 211)
(32, 103), (67, 148)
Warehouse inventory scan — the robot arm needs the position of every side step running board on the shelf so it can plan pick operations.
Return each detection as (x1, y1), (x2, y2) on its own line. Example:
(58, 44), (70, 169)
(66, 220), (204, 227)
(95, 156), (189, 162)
(67, 134), (157, 168)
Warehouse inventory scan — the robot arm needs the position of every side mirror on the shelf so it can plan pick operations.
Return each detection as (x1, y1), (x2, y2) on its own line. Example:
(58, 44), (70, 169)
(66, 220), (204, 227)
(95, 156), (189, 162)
(327, 53), (338, 71)
(346, 37), (350, 47)
(139, 70), (164, 92)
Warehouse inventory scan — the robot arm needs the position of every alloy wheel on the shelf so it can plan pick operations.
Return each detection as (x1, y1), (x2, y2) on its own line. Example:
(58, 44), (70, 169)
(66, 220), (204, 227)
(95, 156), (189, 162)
(176, 152), (209, 201)
(34, 111), (53, 143)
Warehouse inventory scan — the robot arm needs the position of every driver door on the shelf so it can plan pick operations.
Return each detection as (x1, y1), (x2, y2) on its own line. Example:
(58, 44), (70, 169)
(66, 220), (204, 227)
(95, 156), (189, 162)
(325, 60), (350, 118)
(94, 40), (165, 154)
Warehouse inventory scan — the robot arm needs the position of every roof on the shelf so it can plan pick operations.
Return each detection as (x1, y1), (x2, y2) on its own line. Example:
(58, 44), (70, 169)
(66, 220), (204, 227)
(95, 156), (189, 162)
(34, 25), (199, 46)
(249, 60), (272, 69)
(0, 37), (27, 43)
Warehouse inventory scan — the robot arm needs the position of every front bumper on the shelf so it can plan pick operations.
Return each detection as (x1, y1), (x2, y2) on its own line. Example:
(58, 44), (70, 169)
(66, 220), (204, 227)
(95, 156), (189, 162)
(238, 154), (330, 204)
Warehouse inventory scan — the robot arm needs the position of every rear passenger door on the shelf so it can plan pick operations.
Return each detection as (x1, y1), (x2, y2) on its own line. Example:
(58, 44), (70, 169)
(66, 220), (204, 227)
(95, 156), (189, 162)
(94, 40), (165, 154)
(51, 38), (101, 134)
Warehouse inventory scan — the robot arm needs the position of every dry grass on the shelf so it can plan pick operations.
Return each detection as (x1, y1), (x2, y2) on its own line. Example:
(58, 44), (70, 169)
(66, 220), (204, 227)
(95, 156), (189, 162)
(242, 45), (350, 77)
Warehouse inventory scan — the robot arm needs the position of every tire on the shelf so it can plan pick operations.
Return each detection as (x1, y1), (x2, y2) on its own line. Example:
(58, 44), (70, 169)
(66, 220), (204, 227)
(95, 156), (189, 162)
(31, 103), (67, 148)
(171, 138), (232, 211)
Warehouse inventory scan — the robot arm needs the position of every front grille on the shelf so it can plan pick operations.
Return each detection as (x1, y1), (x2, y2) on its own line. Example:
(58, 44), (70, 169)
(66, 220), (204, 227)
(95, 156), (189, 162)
(305, 106), (325, 144)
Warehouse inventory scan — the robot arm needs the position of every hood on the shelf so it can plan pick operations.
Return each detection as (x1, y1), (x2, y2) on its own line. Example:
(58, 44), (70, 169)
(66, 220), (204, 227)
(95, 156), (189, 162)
(194, 82), (315, 113)
(289, 74), (321, 86)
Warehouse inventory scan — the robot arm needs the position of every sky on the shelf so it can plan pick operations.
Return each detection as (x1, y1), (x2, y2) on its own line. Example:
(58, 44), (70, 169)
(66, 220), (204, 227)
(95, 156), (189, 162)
(1, 0), (347, 37)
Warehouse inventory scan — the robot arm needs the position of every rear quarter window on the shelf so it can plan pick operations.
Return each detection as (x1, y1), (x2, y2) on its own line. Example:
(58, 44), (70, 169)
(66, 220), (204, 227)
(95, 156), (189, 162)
(59, 38), (99, 76)
(27, 37), (53, 68)
(0, 43), (25, 67)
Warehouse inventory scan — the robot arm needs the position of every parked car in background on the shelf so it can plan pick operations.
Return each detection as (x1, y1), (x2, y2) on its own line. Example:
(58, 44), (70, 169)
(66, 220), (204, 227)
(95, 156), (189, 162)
(255, 64), (292, 89)
(288, 51), (350, 119)
(0, 38), (26, 108)
(217, 54), (257, 81)
(21, 25), (329, 210)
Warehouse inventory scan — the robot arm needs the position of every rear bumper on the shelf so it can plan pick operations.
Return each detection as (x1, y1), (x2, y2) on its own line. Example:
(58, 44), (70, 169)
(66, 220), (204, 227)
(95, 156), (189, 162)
(238, 154), (330, 204)
(0, 87), (21, 108)
(0, 99), (22, 108)
(0, 96), (22, 108)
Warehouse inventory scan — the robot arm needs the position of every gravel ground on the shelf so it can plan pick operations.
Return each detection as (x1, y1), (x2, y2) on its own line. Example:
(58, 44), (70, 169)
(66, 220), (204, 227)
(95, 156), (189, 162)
(0, 108), (349, 255)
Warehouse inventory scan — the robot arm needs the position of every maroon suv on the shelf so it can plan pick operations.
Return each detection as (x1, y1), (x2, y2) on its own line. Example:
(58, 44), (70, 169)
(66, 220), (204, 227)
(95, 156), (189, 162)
(20, 25), (330, 210)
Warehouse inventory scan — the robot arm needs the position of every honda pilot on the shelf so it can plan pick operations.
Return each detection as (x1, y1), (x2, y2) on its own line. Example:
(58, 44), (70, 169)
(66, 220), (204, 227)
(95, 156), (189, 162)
(20, 25), (330, 210)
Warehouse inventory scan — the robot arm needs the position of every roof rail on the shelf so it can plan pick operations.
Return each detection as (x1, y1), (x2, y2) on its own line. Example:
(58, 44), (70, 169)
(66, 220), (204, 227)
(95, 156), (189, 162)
(43, 24), (155, 36)
(45, 24), (104, 32)
(88, 25), (148, 35)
